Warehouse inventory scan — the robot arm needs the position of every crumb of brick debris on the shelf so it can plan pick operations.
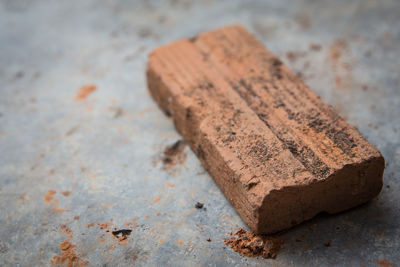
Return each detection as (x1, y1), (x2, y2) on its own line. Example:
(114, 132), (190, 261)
(224, 228), (283, 259)
(162, 140), (186, 166)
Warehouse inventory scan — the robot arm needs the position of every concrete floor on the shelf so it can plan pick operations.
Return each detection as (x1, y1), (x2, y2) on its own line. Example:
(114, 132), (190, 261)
(0, 0), (399, 266)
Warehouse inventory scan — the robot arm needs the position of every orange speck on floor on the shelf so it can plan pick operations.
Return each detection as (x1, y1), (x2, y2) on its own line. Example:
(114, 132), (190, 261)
(51, 225), (89, 266)
(98, 222), (113, 230)
(152, 196), (161, 204)
(167, 182), (175, 187)
(44, 190), (56, 202)
(53, 199), (69, 213)
(54, 207), (68, 213)
(62, 191), (71, 197)
(75, 84), (97, 100)
(60, 225), (73, 237)
(44, 190), (69, 212)
(177, 240), (183, 245)
(377, 259), (395, 267)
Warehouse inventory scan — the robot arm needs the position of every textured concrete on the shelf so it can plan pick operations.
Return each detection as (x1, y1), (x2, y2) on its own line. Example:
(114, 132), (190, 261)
(0, 0), (399, 266)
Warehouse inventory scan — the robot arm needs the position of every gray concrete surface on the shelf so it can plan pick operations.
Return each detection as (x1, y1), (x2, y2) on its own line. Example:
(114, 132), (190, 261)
(0, 0), (399, 266)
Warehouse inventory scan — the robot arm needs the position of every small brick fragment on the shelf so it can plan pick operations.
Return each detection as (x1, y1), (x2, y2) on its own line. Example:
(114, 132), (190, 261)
(147, 25), (385, 234)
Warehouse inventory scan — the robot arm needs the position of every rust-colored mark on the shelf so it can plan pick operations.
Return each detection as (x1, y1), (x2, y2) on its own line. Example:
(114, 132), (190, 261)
(62, 191), (71, 197)
(51, 225), (88, 266)
(53, 199), (69, 213)
(330, 39), (347, 62)
(87, 223), (95, 228)
(98, 222), (113, 230)
(44, 190), (56, 202)
(59, 240), (72, 251)
(73, 216), (79, 221)
(377, 260), (395, 267)
(109, 245), (115, 251)
(75, 84), (97, 100)
(49, 169), (55, 175)
(44, 190), (69, 212)
(159, 239), (164, 244)
(167, 182), (175, 187)
(152, 197), (161, 204)
(177, 240), (183, 245)
(61, 225), (72, 237)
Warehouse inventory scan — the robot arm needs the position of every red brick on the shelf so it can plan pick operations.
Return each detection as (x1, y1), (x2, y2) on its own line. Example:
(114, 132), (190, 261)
(146, 25), (385, 234)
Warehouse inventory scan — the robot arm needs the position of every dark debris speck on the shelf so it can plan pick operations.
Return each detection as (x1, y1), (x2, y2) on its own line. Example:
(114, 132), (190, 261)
(195, 202), (204, 209)
(112, 229), (132, 238)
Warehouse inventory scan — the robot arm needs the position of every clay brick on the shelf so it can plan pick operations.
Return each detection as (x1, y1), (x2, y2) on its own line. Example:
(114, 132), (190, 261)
(146, 25), (385, 234)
